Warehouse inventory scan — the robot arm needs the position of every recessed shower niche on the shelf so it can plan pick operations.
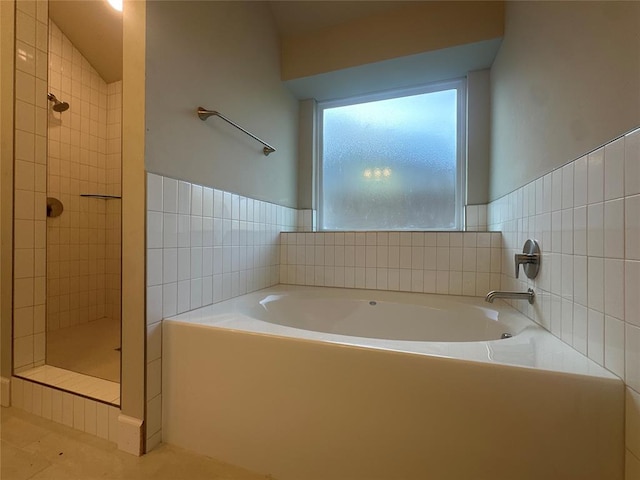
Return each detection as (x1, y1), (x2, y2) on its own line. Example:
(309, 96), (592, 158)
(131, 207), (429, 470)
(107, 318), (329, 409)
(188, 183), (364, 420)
(14, 0), (123, 405)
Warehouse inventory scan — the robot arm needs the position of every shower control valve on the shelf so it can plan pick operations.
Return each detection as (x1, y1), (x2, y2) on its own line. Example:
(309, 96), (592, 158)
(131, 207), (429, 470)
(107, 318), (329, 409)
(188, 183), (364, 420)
(515, 239), (540, 279)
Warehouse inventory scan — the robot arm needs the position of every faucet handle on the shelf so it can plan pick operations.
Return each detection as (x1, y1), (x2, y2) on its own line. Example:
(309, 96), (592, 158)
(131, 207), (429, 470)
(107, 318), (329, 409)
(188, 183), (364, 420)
(515, 239), (541, 279)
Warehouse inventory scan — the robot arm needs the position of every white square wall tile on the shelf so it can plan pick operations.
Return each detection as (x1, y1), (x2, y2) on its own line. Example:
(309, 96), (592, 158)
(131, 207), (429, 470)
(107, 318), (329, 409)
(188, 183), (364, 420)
(178, 181), (191, 214)
(573, 207), (587, 255)
(191, 185), (203, 216)
(575, 156), (589, 207)
(551, 169), (562, 211)
(146, 285), (163, 325)
(177, 248), (190, 281)
(16, 10), (36, 47)
(603, 259), (624, 321)
(626, 324), (640, 392)
(561, 163), (574, 209)
(587, 203), (604, 258)
(177, 280), (190, 314)
(84, 399), (97, 435)
(603, 199), (624, 259)
(626, 261), (640, 327)
(162, 282), (177, 317)
(588, 148), (604, 204)
(146, 358), (162, 399)
(147, 173), (163, 211)
(625, 128), (640, 196)
(162, 177), (178, 213)
(587, 308), (604, 366)
(96, 402), (109, 440)
(572, 303), (588, 355)
(147, 211), (163, 249)
(146, 249), (162, 287)
(587, 257), (604, 313)
(163, 213), (177, 248)
(163, 248), (178, 284)
(147, 394), (162, 437)
(604, 315), (625, 379)
(203, 187), (213, 217)
(604, 137), (624, 200)
(626, 195), (640, 260)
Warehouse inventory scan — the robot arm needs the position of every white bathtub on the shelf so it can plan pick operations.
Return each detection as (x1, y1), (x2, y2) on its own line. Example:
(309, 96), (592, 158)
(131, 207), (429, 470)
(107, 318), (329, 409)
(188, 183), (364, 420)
(162, 285), (624, 480)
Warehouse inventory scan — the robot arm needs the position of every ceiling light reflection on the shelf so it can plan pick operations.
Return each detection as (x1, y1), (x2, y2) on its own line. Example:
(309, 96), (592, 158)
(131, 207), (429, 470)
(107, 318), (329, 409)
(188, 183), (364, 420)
(363, 167), (392, 180)
(107, 0), (123, 12)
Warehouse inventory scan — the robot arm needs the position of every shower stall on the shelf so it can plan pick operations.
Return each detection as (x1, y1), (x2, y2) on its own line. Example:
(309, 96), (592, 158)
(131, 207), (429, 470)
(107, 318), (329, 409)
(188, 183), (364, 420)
(15, 13), (122, 405)
(36, 17), (121, 396)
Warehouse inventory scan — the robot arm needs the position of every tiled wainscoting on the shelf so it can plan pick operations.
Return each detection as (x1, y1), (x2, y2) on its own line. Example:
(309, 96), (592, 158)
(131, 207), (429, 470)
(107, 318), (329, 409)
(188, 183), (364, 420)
(279, 231), (502, 296)
(9, 376), (120, 443)
(488, 128), (640, 474)
(144, 173), (298, 450)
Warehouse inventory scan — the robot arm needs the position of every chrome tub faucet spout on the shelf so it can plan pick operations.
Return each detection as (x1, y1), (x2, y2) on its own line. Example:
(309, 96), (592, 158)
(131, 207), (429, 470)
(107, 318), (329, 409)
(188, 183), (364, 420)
(485, 288), (535, 305)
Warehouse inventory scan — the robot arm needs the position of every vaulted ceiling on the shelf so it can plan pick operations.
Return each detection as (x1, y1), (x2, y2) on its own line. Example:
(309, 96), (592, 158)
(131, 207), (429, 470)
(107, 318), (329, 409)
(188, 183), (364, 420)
(48, 0), (503, 98)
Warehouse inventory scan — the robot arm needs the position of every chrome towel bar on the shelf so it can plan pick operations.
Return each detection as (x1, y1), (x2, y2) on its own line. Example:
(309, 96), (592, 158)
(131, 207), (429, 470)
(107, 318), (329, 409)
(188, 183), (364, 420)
(197, 107), (276, 156)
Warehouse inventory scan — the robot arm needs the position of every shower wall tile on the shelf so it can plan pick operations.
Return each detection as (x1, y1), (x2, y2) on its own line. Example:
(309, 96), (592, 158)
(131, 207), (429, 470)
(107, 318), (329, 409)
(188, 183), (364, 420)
(13, 1), (48, 370)
(47, 20), (121, 332)
(488, 127), (640, 470)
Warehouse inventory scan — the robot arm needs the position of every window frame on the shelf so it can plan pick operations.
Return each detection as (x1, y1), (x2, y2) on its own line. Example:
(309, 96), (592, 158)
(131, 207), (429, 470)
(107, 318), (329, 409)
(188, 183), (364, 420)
(316, 78), (467, 231)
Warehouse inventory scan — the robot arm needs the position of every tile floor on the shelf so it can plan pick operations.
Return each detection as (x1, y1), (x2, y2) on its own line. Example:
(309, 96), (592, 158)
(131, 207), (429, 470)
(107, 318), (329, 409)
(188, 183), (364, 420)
(46, 317), (121, 383)
(1, 407), (274, 480)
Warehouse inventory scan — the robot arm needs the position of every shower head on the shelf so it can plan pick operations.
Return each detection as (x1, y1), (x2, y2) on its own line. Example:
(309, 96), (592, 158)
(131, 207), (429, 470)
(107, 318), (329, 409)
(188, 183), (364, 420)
(47, 93), (69, 112)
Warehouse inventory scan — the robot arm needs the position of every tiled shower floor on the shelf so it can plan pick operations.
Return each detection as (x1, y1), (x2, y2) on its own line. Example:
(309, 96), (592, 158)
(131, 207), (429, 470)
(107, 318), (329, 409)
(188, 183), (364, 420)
(46, 317), (120, 382)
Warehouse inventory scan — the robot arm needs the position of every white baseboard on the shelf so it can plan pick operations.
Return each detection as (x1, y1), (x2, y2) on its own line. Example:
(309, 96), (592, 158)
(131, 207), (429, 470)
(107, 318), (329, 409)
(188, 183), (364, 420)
(118, 414), (144, 456)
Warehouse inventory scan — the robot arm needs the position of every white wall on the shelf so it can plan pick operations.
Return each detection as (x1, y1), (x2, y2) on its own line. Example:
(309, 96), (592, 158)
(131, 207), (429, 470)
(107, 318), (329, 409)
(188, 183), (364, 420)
(144, 1), (299, 208)
(490, 1), (640, 201)
(466, 69), (490, 205)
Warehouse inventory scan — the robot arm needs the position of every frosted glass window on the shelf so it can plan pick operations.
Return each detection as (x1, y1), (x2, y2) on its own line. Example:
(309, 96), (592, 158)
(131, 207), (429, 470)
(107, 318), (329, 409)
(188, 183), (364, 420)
(320, 82), (464, 230)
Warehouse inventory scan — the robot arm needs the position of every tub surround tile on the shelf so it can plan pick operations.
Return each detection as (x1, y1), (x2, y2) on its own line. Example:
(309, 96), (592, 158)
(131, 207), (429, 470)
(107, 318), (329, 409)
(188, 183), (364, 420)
(627, 324), (640, 393)
(488, 128), (640, 473)
(625, 128), (640, 196)
(145, 172), (298, 451)
(280, 231), (500, 297)
(605, 137), (625, 201)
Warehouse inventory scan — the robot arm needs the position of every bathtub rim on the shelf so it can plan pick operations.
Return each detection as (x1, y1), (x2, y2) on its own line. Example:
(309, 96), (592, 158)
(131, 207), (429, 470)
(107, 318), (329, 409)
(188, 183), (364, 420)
(164, 284), (619, 381)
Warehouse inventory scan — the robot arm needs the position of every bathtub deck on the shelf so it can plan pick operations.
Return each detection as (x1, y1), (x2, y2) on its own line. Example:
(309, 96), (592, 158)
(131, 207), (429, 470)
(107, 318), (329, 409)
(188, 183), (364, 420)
(165, 285), (617, 380)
